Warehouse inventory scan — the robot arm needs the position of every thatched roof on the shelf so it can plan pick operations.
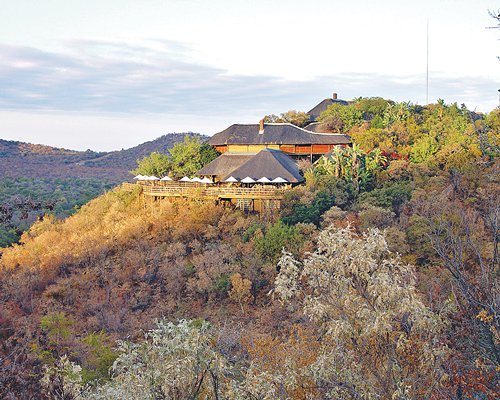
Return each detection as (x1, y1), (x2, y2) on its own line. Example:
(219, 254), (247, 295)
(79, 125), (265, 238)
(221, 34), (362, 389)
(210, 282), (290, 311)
(222, 149), (304, 183)
(303, 122), (349, 138)
(208, 123), (350, 146)
(307, 98), (348, 121)
(196, 153), (253, 177)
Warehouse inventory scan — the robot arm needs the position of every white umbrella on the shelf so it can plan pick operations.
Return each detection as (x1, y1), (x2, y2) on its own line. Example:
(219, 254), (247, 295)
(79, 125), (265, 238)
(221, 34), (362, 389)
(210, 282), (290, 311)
(191, 177), (202, 182)
(224, 176), (238, 183)
(257, 177), (272, 183)
(179, 176), (192, 182)
(200, 177), (213, 184)
(149, 176), (160, 180)
(272, 177), (288, 183)
(133, 175), (143, 180)
(241, 176), (256, 183)
(160, 176), (172, 181)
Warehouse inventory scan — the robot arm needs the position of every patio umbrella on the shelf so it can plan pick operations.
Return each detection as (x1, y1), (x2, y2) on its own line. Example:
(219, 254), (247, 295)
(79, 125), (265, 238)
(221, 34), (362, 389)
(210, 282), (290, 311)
(224, 176), (238, 183)
(179, 176), (192, 182)
(200, 177), (213, 184)
(160, 176), (172, 181)
(241, 176), (256, 183)
(133, 175), (143, 180)
(256, 177), (272, 183)
(191, 177), (202, 182)
(149, 176), (160, 180)
(271, 177), (288, 183)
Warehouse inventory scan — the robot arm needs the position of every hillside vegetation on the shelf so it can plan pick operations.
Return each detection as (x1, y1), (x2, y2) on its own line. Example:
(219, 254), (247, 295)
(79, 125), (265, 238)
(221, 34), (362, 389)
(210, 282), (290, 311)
(0, 98), (498, 399)
(0, 133), (202, 247)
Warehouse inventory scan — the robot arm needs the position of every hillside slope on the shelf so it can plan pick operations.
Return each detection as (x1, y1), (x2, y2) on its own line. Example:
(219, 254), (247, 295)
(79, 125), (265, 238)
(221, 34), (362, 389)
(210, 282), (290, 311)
(0, 99), (498, 399)
(0, 133), (205, 181)
(0, 133), (205, 247)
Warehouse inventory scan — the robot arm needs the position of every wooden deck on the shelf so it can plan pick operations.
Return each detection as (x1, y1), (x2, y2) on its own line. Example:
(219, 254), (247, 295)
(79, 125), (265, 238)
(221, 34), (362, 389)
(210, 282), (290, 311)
(140, 183), (287, 200)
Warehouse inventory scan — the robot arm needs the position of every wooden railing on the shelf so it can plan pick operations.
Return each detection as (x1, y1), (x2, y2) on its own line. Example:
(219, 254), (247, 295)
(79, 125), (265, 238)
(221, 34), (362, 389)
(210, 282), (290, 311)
(140, 183), (287, 200)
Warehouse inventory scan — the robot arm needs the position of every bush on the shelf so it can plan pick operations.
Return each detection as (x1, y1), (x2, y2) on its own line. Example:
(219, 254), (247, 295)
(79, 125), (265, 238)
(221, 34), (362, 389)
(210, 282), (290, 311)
(254, 221), (302, 264)
(357, 181), (411, 214)
(281, 177), (354, 226)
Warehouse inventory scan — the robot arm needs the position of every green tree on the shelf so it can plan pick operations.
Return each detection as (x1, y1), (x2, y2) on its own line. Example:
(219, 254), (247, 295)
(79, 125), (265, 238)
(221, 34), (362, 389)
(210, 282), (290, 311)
(254, 221), (302, 264)
(131, 136), (219, 179)
(264, 110), (310, 127)
(318, 103), (363, 133)
(168, 135), (217, 178)
(131, 151), (170, 177)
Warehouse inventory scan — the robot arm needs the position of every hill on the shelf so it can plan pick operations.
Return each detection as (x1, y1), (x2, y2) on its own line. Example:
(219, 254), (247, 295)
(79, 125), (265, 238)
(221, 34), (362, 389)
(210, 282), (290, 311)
(0, 133), (204, 247)
(0, 99), (498, 398)
(0, 133), (206, 181)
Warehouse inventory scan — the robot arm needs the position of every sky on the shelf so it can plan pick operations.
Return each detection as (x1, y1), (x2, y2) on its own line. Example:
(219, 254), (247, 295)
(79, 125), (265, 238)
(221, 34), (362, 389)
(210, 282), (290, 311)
(0, 0), (499, 151)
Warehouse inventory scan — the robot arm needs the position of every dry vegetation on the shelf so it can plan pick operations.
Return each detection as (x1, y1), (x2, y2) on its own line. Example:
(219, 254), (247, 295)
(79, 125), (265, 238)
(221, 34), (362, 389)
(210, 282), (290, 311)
(0, 99), (498, 399)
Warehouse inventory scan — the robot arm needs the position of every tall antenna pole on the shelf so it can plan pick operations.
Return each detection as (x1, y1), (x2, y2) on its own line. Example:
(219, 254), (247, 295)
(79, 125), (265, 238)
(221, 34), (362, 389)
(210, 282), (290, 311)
(426, 19), (429, 104)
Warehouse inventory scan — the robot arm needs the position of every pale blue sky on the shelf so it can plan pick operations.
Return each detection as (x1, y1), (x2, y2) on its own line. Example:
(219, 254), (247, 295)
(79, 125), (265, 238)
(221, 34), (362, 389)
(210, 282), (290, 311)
(0, 0), (498, 150)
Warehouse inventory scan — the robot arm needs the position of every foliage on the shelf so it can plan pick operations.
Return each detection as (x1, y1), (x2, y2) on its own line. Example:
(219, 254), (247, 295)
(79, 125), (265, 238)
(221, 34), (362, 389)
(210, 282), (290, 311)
(412, 165), (500, 396)
(281, 176), (355, 226)
(0, 177), (114, 248)
(273, 226), (448, 399)
(264, 110), (310, 127)
(239, 326), (320, 399)
(317, 102), (363, 133)
(40, 312), (75, 344)
(0, 98), (498, 399)
(41, 355), (83, 400)
(86, 319), (231, 399)
(131, 135), (219, 179)
(81, 332), (118, 384)
(131, 151), (170, 177)
(254, 220), (303, 264)
(357, 180), (412, 214)
(229, 273), (252, 310)
(168, 135), (219, 178)
(312, 144), (387, 192)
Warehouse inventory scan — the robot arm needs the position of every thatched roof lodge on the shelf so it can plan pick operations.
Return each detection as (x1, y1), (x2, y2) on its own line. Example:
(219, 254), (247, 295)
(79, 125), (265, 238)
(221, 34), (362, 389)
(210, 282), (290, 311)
(208, 121), (350, 158)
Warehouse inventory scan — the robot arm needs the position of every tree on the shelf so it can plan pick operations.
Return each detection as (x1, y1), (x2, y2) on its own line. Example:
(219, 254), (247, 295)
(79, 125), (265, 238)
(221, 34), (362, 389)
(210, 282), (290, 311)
(273, 226), (447, 399)
(414, 166), (500, 397)
(131, 151), (170, 177)
(229, 273), (252, 311)
(253, 221), (302, 264)
(264, 110), (310, 127)
(313, 145), (386, 192)
(86, 320), (231, 399)
(131, 135), (219, 179)
(168, 135), (218, 178)
(318, 103), (363, 133)
(489, 8), (500, 60)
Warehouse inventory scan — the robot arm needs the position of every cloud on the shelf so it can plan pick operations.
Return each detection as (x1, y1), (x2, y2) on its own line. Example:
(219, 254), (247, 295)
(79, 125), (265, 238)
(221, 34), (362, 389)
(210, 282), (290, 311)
(0, 39), (497, 118)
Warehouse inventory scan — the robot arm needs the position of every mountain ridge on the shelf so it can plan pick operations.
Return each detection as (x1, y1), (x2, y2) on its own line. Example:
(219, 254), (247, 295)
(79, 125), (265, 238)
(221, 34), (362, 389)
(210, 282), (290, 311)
(0, 133), (207, 181)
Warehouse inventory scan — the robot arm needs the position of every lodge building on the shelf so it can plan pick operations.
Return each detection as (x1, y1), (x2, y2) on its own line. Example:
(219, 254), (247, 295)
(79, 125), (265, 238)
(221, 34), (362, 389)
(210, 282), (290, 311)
(208, 121), (350, 162)
(139, 93), (351, 212)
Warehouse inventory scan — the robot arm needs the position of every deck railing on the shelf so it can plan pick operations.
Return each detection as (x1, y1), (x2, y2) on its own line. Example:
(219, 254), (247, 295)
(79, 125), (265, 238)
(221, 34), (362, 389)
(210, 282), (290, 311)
(140, 183), (287, 200)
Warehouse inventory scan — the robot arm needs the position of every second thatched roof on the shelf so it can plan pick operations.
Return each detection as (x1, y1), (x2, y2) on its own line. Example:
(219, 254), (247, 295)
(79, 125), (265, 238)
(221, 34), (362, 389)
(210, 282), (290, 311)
(196, 153), (254, 178)
(222, 149), (304, 183)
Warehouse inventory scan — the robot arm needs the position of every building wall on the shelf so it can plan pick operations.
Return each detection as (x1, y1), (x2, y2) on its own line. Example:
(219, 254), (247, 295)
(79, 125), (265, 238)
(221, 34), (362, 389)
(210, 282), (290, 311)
(214, 143), (348, 155)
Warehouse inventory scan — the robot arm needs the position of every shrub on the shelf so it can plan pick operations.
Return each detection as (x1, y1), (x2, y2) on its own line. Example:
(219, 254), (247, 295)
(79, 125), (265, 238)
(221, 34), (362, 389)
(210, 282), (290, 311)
(254, 221), (302, 264)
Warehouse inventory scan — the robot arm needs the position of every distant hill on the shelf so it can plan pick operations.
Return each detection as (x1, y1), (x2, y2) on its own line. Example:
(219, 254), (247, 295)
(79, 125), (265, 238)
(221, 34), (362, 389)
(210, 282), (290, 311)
(0, 133), (207, 181)
(0, 132), (206, 246)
